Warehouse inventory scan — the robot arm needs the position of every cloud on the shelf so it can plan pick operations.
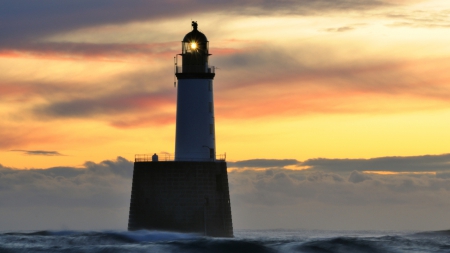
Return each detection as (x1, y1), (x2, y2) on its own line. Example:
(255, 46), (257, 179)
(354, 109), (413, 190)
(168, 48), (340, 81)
(325, 26), (355, 32)
(0, 0), (395, 46)
(10, 150), (64, 156)
(82, 156), (133, 178)
(212, 45), (450, 120)
(0, 41), (178, 61)
(348, 170), (372, 183)
(0, 156), (133, 230)
(229, 166), (450, 230)
(386, 9), (450, 28)
(228, 154), (450, 173)
(228, 159), (300, 168)
(225, 154), (450, 229)
(29, 79), (176, 128)
(33, 92), (170, 118)
(0, 56), (179, 127)
(301, 153), (450, 173)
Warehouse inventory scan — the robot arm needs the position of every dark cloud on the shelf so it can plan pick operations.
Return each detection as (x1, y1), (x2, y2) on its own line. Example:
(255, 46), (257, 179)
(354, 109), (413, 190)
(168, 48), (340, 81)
(302, 153), (450, 173)
(227, 154), (450, 229)
(0, 67), (177, 129)
(10, 150), (64, 156)
(228, 159), (300, 168)
(215, 46), (450, 106)
(32, 87), (175, 120)
(228, 154), (450, 173)
(83, 156), (133, 178)
(0, 157), (133, 230)
(229, 166), (450, 206)
(0, 0), (393, 47)
(229, 167), (450, 230)
(348, 170), (372, 183)
(30, 167), (85, 178)
(0, 42), (178, 59)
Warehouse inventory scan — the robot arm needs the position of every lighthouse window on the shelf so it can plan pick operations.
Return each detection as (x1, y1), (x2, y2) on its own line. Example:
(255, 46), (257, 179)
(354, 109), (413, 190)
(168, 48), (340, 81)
(210, 124), (214, 134)
(209, 81), (212, 91)
(209, 102), (212, 113)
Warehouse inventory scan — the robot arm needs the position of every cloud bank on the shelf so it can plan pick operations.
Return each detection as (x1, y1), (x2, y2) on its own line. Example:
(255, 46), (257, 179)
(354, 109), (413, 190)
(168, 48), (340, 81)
(229, 167), (450, 230)
(0, 157), (133, 230)
(2, 154), (450, 231)
(229, 153), (450, 173)
(303, 154), (450, 173)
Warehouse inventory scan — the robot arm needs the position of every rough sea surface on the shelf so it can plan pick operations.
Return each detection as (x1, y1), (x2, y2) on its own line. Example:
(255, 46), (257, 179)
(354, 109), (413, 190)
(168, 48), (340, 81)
(1, 229), (450, 252)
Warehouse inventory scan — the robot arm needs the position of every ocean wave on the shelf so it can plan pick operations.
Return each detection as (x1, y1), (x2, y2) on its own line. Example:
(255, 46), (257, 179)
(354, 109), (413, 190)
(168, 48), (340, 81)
(1, 229), (450, 253)
(165, 239), (275, 253)
(289, 237), (388, 253)
(413, 229), (450, 236)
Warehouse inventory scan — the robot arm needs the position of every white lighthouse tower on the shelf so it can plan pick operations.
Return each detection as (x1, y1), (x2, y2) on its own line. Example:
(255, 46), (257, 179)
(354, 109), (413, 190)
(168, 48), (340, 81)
(175, 21), (216, 161)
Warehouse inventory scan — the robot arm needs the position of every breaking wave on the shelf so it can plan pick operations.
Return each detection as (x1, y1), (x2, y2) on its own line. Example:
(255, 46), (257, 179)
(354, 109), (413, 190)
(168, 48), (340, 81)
(1, 229), (450, 252)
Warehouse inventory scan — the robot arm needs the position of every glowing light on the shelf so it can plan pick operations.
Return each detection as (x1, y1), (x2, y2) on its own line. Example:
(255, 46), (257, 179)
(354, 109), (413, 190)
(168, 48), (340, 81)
(190, 42), (197, 50)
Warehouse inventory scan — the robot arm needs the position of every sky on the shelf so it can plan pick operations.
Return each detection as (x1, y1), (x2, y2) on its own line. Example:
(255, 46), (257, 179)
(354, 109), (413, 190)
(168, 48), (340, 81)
(1, 0), (450, 231)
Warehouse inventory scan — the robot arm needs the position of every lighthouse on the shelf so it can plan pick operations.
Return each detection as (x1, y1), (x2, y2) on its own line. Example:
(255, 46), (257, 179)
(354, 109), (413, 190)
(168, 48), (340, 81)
(175, 21), (216, 161)
(128, 22), (233, 237)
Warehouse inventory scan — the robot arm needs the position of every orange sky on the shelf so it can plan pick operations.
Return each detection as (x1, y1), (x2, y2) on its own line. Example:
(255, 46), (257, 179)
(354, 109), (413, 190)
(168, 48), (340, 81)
(1, 0), (450, 169)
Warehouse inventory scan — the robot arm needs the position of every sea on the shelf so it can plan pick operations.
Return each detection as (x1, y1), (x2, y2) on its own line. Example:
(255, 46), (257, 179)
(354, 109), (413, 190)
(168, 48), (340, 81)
(1, 229), (450, 252)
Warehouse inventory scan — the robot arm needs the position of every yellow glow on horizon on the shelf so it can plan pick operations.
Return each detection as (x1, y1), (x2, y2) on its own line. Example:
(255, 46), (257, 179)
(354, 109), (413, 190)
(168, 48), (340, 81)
(363, 171), (437, 175)
(216, 108), (450, 161)
(284, 165), (312, 171)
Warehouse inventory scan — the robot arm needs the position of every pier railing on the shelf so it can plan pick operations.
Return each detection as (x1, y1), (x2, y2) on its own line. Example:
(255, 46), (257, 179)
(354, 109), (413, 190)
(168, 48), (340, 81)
(135, 152), (226, 162)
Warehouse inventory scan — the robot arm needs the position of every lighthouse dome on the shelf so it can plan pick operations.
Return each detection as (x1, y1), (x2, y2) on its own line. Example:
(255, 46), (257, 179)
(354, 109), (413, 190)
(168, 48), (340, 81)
(183, 30), (207, 42)
(180, 21), (210, 68)
(183, 22), (208, 42)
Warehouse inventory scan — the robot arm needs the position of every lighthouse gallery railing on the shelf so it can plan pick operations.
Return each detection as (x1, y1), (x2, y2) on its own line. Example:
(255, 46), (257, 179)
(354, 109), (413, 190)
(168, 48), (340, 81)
(135, 152), (226, 162)
(176, 65), (215, 74)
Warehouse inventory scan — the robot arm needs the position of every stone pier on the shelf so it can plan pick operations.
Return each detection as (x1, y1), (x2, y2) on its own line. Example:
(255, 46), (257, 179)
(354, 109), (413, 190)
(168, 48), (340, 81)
(127, 161), (233, 237)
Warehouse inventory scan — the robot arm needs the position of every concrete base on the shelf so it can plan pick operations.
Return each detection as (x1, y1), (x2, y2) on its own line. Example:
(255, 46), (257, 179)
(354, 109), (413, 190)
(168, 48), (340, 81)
(127, 161), (233, 237)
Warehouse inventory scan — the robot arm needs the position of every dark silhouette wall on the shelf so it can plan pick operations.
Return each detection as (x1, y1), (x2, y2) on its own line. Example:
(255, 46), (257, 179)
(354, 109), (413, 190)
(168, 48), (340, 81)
(128, 161), (233, 237)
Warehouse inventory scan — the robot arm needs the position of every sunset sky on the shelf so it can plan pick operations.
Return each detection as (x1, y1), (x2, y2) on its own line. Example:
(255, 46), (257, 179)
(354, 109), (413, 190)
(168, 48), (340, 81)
(1, 0), (450, 231)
